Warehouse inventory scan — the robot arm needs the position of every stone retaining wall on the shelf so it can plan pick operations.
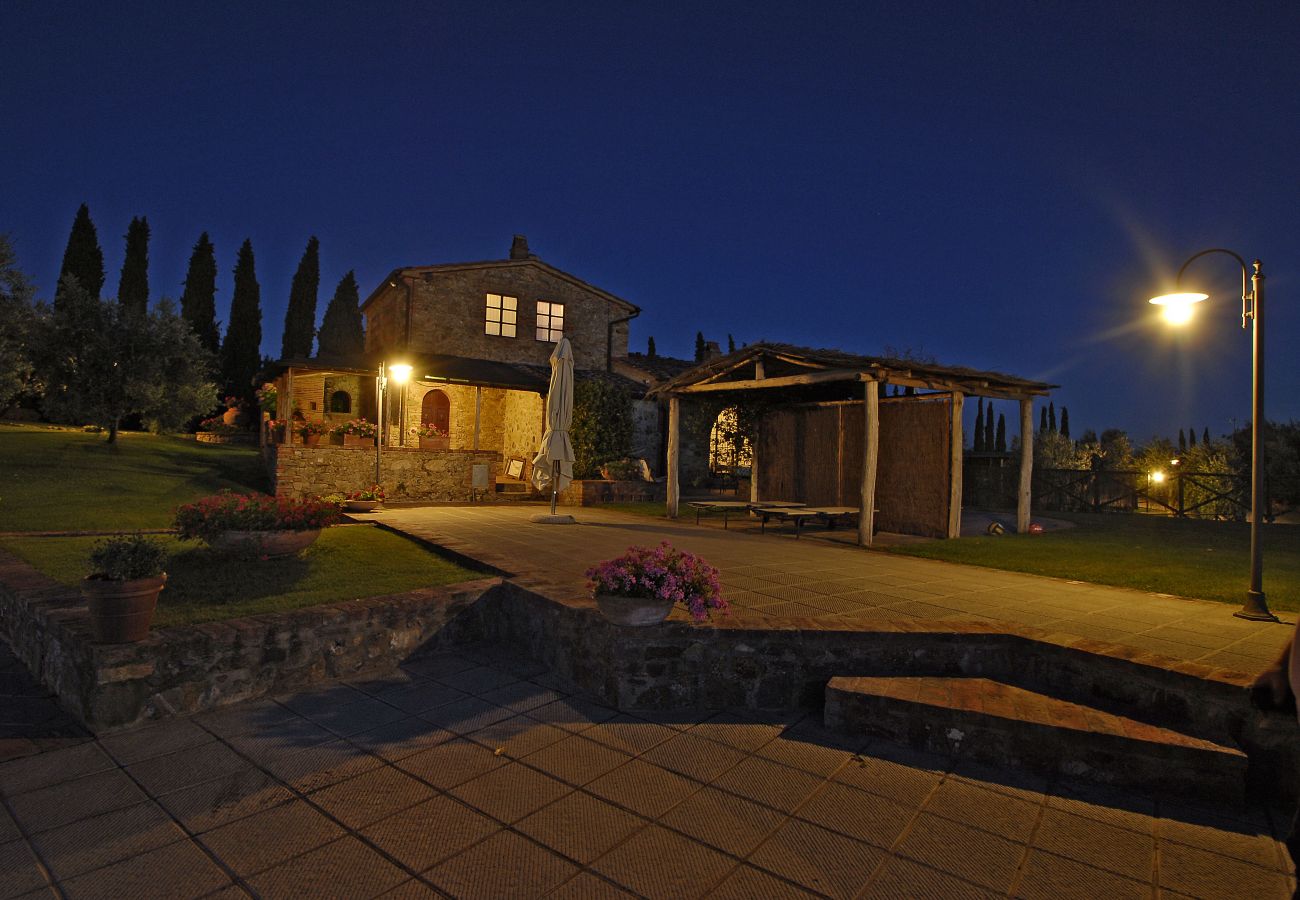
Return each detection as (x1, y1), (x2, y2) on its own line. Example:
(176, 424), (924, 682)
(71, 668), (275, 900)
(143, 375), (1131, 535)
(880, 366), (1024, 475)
(557, 479), (666, 506)
(0, 547), (501, 732)
(268, 445), (499, 500)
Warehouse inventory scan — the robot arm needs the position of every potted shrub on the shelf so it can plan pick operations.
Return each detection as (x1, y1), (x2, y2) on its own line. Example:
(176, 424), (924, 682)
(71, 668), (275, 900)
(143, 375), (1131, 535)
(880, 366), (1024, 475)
(82, 535), (168, 643)
(297, 420), (328, 447)
(331, 418), (377, 449)
(585, 541), (728, 626)
(175, 491), (341, 558)
(598, 457), (641, 481)
(344, 485), (385, 512)
(410, 422), (449, 451)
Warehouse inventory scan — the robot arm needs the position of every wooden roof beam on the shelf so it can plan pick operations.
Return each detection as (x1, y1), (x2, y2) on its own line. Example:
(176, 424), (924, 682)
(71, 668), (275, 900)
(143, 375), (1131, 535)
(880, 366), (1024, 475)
(676, 367), (863, 393)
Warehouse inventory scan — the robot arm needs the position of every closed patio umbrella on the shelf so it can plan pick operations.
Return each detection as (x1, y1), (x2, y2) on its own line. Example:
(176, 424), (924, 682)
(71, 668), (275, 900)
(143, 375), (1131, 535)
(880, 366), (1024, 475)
(530, 336), (575, 523)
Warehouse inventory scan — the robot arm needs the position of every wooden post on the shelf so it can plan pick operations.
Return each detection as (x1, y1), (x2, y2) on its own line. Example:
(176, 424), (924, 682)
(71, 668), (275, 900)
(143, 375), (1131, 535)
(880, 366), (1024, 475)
(858, 379), (879, 546)
(283, 368), (294, 446)
(667, 395), (681, 518)
(947, 391), (964, 539)
(473, 386), (482, 450)
(749, 437), (760, 503)
(1018, 398), (1033, 533)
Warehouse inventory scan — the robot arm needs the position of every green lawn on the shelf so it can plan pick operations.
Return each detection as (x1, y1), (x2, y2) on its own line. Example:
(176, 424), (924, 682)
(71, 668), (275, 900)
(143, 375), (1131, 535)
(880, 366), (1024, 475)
(0, 525), (481, 627)
(0, 424), (266, 532)
(887, 512), (1300, 611)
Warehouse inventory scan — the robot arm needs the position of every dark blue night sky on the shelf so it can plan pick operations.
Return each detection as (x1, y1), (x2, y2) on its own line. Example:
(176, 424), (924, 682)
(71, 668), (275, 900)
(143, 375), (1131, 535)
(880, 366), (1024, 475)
(3, 1), (1297, 441)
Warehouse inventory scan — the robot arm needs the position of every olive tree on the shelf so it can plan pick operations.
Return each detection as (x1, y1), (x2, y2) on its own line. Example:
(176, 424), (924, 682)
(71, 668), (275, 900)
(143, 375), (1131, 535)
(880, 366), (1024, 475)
(38, 278), (218, 443)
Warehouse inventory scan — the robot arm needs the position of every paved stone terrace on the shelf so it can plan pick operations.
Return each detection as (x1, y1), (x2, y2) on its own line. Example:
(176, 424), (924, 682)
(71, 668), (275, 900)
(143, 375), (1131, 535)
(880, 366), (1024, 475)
(0, 643), (1293, 899)
(366, 505), (1294, 677)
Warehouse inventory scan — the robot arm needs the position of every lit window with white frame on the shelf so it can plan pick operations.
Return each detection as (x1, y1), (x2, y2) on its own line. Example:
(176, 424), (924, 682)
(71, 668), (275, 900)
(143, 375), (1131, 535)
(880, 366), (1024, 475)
(485, 293), (517, 337)
(536, 301), (564, 341)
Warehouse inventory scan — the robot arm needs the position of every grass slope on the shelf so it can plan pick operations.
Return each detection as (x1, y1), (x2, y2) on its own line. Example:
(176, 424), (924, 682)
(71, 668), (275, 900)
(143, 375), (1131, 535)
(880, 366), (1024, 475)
(0, 526), (480, 627)
(0, 424), (266, 532)
(888, 512), (1300, 611)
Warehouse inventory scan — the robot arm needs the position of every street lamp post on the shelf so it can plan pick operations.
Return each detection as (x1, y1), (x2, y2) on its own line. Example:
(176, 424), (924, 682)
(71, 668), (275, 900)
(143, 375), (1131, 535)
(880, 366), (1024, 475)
(1150, 250), (1273, 622)
(374, 361), (412, 485)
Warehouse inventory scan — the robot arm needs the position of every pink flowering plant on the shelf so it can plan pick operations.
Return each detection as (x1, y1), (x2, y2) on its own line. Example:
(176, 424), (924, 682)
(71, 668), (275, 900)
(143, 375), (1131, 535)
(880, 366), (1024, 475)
(330, 418), (377, 438)
(585, 541), (727, 622)
(174, 491), (342, 543)
(410, 423), (448, 439)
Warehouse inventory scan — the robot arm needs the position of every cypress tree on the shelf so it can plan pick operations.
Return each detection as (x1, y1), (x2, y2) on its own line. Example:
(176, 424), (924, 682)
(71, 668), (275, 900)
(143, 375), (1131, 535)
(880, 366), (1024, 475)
(984, 401), (995, 451)
(1048, 402), (1057, 433)
(280, 236), (320, 359)
(116, 216), (150, 316)
(56, 203), (105, 304)
(180, 233), (220, 354)
(1060, 407), (1070, 440)
(1039, 406), (1048, 433)
(317, 270), (365, 358)
(727, 334), (736, 353)
(694, 331), (706, 362)
(116, 218), (150, 316)
(1188, 427), (1197, 447)
(646, 336), (656, 357)
(221, 239), (262, 403)
(973, 399), (985, 451)
(996, 413), (1007, 452)
(1178, 429), (1186, 452)
(1203, 427), (1211, 446)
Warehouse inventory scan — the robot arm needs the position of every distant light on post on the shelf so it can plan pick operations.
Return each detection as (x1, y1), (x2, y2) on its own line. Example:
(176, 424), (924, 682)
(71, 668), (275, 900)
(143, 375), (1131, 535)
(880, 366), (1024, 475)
(389, 363), (412, 384)
(1150, 291), (1207, 326)
(1150, 470), (1165, 484)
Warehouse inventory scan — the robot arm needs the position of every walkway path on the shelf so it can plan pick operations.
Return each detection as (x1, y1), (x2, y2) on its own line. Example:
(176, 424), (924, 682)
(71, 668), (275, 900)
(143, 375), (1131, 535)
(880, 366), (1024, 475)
(368, 505), (1292, 677)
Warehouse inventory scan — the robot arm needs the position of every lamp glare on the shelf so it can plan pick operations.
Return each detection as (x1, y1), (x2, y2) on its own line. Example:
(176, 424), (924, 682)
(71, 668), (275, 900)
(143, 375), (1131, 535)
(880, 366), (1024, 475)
(389, 363), (413, 383)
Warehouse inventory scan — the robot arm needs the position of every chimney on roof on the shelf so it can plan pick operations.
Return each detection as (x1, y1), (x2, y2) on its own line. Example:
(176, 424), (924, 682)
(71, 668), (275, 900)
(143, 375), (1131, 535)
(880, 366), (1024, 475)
(509, 234), (531, 260)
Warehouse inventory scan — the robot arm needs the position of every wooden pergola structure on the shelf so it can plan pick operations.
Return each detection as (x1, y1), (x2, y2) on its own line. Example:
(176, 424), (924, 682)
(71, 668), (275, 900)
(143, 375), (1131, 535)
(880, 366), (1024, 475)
(650, 344), (1056, 545)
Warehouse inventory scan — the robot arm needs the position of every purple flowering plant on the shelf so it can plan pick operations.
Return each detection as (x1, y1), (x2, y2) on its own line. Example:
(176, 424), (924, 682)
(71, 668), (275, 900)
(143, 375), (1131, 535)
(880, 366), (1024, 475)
(585, 541), (727, 622)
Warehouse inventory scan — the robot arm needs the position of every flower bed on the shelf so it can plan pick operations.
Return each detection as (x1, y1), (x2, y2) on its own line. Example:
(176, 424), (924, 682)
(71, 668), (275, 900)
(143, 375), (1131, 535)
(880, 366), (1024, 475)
(175, 491), (341, 544)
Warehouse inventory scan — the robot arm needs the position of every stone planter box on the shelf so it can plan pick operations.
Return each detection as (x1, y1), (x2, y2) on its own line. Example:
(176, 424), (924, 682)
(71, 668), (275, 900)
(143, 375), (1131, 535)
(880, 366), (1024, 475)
(208, 529), (320, 558)
(195, 432), (255, 445)
(419, 436), (450, 451)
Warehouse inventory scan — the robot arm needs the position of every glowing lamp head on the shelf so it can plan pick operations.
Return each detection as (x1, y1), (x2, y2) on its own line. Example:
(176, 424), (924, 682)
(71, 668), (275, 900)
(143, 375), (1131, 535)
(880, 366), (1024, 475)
(388, 363), (413, 384)
(1150, 470), (1165, 484)
(1149, 291), (1208, 326)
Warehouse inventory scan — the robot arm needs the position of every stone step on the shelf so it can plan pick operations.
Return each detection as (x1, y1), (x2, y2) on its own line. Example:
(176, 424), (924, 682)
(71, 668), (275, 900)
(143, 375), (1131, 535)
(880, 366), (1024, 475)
(824, 676), (1248, 803)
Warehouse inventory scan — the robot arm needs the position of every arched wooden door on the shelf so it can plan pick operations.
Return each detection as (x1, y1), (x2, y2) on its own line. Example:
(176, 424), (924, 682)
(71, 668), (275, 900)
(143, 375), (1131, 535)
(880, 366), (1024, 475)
(421, 390), (450, 434)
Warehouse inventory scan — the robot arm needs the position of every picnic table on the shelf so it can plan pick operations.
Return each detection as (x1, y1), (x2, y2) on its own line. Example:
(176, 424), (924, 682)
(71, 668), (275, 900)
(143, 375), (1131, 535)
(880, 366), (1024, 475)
(687, 500), (754, 529)
(753, 504), (870, 538)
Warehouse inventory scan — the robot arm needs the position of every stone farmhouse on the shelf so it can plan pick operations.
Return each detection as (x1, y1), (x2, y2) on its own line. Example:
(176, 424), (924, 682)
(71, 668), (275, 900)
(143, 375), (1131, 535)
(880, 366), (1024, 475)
(263, 236), (692, 501)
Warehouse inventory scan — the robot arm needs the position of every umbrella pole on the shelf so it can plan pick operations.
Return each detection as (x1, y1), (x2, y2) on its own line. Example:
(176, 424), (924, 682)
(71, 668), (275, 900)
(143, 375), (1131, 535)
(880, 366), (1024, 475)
(550, 460), (559, 516)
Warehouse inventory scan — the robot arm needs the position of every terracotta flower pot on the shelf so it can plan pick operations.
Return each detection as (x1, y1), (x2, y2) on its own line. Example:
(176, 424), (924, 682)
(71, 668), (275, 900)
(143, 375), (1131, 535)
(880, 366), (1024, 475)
(343, 434), (373, 449)
(594, 593), (674, 627)
(418, 436), (449, 451)
(81, 574), (167, 643)
(302, 434), (321, 447)
(208, 529), (320, 558)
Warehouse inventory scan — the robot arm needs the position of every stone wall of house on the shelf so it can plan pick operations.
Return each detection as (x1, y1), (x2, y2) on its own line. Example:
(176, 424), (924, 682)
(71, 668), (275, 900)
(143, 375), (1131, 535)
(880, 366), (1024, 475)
(502, 390), (544, 463)
(364, 263), (631, 372)
(268, 445), (499, 500)
(630, 399), (663, 475)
